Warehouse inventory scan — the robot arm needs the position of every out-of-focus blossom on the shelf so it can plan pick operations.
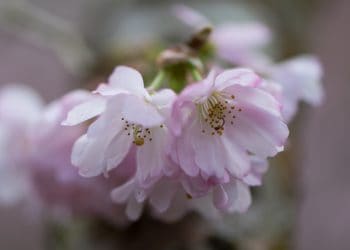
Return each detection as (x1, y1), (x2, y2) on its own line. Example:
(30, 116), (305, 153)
(212, 23), (272, 68)
(172, 4), (272, 67)
(28, 90), (134, 222)
(0, 85), (134, 223)
(63, 66), (176, 188)
(170, 68), (288, 181)
(110, 171), (252, 222)
(0, 84), (43, 205)
(265, 55), (324, 121)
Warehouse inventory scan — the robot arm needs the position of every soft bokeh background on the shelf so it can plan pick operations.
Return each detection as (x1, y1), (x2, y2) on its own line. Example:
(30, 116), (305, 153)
(0, 0), (349, 249)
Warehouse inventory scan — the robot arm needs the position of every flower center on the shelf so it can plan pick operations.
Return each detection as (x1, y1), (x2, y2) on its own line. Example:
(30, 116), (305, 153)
(121, 118), (164, 146)
(197, 92), (242, 136)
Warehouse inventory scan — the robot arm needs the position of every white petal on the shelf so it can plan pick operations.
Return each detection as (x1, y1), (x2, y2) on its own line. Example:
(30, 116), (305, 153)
(192, 125), (227, 179)
(225, 181), (252, 213)
(270, 55), (324, 121)
(93, 83), (129, 96)
(151, 89), (177, 107)
(149, 180), (177, 213)
(71, 135), (106, 177)
(126, 197), (144, 221)
(62, 97), (106, 126)
(105, 132), (132, 172)
(136, 128), (167, 187)
(121, 95), (164, 127)
(110, 178), (135, 203)
(108, 66), (149, 98)
(72, 122), (121, 177)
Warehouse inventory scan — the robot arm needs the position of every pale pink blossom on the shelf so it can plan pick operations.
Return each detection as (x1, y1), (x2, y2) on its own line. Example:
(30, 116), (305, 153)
(266, 55), (324, 121)
(173, 5), (324, 122)
(170, 68), (289, 181)
(29, 90), (134, 223)
(63, 66), (176, 188)
(172, 4), (272, 67)
(111, 172), (252, 221)
(0, 84), (43, 205)
(108, 68), (288, 221)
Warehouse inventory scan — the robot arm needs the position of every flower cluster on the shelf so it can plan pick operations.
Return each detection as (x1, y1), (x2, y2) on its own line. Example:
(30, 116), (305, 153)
(0, 5), (323, 223)
(60, 66), (288, 220)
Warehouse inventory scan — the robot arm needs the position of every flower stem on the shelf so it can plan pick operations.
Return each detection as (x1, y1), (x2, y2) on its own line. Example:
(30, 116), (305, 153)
(190, 68), (203, 81)
(148, 70), (166, 91)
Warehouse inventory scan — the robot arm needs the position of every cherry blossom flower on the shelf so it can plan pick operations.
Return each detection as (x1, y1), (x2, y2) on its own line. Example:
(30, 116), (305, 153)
(0, 84), (43, 205)
(172, 4), (272, 67)
(108, 68), (287, 221)
(110, 171), (252, 221)
(170, 68), (289, 181)
(63, 66), (176, 188)
(173, 5), (324, 122)
(28, 90), (135, 223)
(266, 55), (324, 121)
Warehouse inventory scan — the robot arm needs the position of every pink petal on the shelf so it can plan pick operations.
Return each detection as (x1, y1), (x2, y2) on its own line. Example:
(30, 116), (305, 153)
(149, 180), (177, 213)
(270, 55), (324, 121)
(212, 22), (272, 66)
(173, 121), (200, 177)
(214, 68), (261, 90)
(243, 157), (268, 186)
(212, 22), (272, 50)
(192, 126), (227, 179)
(220, 135), (251, 178)
(224, 181), (252, 213)
(171, 4), (211, 30)
(226, 85), (282, 117)
(213, 185), (229, 210)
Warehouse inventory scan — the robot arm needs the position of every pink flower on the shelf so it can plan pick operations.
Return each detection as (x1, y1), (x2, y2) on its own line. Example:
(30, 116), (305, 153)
(170, 68), (289, 181)
(0, 84), (43, 205)
(107, 68), (287, 222)
(110, 172), (252, 221)
(267, 55), (324, 121)
(29, 90), (135, 224)
(172, 4), (272, 67)
(63, 66), (176, 188)
(212, 23), (272, 68)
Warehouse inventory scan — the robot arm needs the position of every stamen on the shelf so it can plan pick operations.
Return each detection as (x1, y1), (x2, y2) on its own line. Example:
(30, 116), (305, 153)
(196, 92), (242, 136)
(121, 119), (154, 146)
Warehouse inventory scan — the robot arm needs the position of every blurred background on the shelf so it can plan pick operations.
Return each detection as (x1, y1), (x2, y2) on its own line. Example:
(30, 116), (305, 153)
(0, 0), (349, 249)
